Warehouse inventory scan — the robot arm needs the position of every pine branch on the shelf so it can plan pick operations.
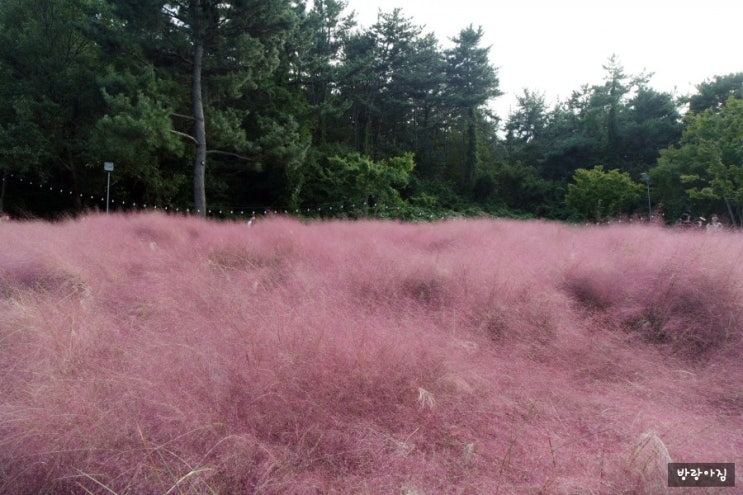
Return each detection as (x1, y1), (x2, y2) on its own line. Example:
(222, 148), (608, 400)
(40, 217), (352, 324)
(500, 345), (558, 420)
(206, 149), (251, 161)
(170, 129), (198, 144)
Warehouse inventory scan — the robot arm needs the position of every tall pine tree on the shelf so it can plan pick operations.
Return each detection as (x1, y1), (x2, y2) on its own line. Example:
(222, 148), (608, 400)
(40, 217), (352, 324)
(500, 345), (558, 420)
(97, 0), (296, 214)
(444, 26), (501, 192)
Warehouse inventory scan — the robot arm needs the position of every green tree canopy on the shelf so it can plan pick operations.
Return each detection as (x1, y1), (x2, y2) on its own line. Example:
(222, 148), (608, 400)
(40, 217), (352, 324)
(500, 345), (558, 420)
(300, 152), (415, 214)
(566, 165), (642, 222)
(444, 25), (501, 192)
(0, 0), (105, 212)
(687, 73), (743, 114)
(661, 97), (743, 226)
(95, 0), (297, 215)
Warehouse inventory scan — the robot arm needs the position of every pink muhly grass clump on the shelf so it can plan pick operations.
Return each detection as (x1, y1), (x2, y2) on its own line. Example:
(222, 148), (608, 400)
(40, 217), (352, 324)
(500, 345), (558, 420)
(0, 213), (740, 494)
(561, 225), (742, 360)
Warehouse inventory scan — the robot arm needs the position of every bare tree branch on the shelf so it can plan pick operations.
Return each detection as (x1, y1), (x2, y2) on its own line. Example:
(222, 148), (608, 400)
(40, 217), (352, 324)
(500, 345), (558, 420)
(170, 129), (198, 144)
(206, 149), (251, 161)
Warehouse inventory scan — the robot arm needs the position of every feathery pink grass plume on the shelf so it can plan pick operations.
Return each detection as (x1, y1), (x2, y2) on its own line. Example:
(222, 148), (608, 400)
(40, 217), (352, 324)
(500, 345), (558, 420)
(1, 213), (740, 494)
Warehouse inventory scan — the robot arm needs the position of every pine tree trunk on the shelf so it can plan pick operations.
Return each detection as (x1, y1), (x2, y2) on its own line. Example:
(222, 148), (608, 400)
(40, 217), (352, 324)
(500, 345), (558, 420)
(464, 106), (478, 192)
(0, 168), (6, 212)
(192, 41), (207, 216)
(724, 198), (736, 228)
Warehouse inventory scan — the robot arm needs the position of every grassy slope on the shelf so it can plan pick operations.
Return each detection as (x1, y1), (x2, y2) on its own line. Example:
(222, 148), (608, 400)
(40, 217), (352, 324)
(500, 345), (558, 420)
(0, 213), (741, 494)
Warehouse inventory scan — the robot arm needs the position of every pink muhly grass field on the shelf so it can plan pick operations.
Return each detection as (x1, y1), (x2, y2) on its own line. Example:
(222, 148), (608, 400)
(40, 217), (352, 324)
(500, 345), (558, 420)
(0, 213), (741, 494)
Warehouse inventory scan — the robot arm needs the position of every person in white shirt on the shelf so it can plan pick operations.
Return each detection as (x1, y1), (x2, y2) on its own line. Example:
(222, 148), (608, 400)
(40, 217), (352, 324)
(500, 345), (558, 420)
(706, 214), (723, 231)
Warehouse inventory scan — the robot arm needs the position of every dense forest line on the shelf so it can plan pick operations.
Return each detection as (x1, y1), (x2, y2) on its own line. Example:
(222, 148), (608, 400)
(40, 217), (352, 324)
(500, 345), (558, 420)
(0, 0), (742, 224)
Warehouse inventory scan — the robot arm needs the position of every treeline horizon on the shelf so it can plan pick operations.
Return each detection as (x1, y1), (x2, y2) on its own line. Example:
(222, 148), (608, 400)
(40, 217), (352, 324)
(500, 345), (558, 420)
(0, 0), (742, 224)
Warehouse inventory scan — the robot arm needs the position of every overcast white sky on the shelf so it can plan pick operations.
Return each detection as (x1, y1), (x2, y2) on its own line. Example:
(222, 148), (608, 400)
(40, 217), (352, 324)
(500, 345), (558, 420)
(346, 0), (743, 119)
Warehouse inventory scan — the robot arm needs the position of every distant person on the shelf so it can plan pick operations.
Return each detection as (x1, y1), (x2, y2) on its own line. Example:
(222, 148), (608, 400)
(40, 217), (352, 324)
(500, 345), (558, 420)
(247, 214), (256, 228)
(706, 214), (723, 232)
(676, 211), (693, 228)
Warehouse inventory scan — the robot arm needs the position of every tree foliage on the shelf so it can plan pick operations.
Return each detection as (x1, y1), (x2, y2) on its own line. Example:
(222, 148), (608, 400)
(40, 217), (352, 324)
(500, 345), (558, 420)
(566, 165), (642, 222)
(687, 73), (743, 114)
(0, 3), (738, 224)
(661, 98), (743, 226)
(94, 0), (297, 214)
(444, 25), (501, 192)
(0, 0), (104, 209)
(299, 152), (415, 214)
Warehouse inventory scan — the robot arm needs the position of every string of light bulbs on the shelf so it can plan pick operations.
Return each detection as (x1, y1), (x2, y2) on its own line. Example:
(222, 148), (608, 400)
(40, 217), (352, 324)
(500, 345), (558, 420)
(2, 173), (447, 220)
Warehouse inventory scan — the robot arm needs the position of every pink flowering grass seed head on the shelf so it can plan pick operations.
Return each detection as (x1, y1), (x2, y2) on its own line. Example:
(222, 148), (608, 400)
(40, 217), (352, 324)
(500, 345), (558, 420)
(0, 213), (740, 494)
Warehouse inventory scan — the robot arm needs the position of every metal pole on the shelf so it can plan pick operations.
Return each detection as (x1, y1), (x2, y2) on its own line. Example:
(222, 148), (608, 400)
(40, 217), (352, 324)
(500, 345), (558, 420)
(106, 171), (111, 214)
(104, 162), (114, 214)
